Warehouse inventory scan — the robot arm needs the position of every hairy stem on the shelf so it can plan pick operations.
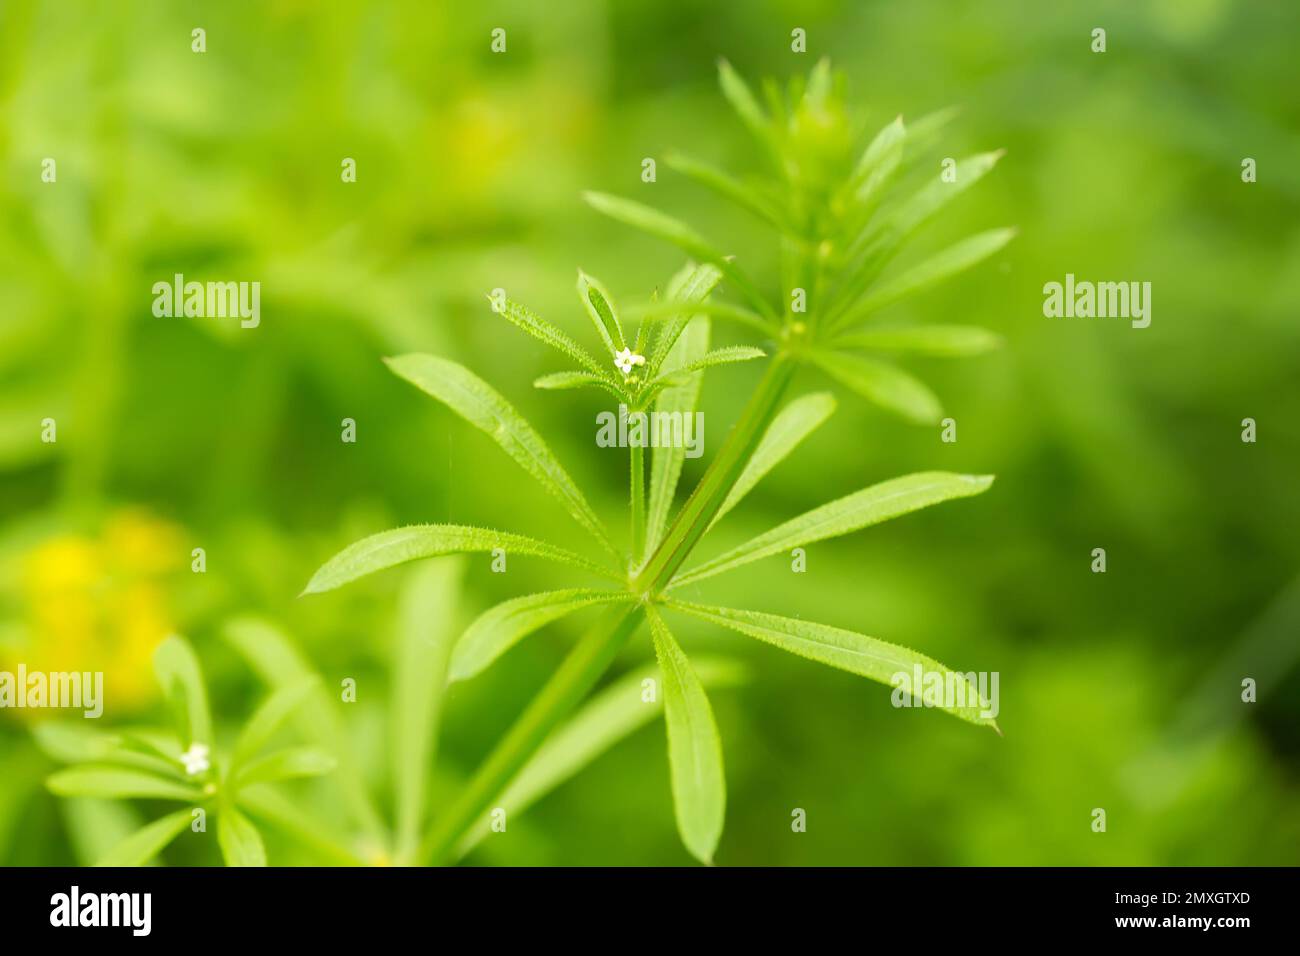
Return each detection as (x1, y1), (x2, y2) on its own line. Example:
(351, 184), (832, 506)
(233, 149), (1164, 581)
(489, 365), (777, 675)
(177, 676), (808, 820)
(420, 603), (641, 864)
(633, 354), (796, 593)
(630, 439), (645, 566)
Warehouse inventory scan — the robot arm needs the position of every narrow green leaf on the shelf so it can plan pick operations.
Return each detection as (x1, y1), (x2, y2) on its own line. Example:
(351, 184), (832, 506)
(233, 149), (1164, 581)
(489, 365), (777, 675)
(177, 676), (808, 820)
(833, 325), (1004, 357)
(232, 678), (319, 771)
(115, 732), (189, 778)
(392, 560), (463, 859)
(710, 392), (837, 529)
(832, 150), (1005, 317)
(577, 270), (627, 354)
(645, 316), (710, 556)
(533, 370), (625, 400)
(647, 608), (726, 865)
(303, 524), (618, 595)
(717, 59), (776, 157)
(665, 151), (785, 228)
(47, 766), (201, 802)
(649, 262), (725, 375)
(94, 809), (193, 867)
(234, 746), (337, 788)
(450, 590), (634, 683)
(842, 228), (1016, 322)
(903, 106), (960, 155)
(811, 350), (943, 425)
(153, 636), (212, 749)
(31, 722), (118, 764)
(223, 617), (386, 843)
(675, 471), (994, 587)
(666, 601), (999, 729)
(585, 192), (719, 271)
(217, 806), (267, 867)
(384, 354), (616, 556)
(583, 192), (773, 320)
(850, 114), (905, 207)
(238, 785), (367, 866)
(61, 799), (145, 867)
(891, 151), (1005, 236)
(760, 76), (787, 129)
(496, 297), (606, 375)
(454, 655), (747, 859)
(31, 723), (185, 779)
(653, 346), (765, 384)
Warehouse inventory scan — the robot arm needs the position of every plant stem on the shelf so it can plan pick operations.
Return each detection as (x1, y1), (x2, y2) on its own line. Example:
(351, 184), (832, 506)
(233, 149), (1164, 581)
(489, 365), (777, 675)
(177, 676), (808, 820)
(629, 439), (645, 565)
(633, 353), (796, 592)
(423, 355), (797, 863)
(420, 603), (642, 864)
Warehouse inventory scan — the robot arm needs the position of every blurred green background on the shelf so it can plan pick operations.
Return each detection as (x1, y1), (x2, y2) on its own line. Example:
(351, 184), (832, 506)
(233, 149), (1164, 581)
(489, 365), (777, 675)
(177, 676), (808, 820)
(2, 0), (1298, 865)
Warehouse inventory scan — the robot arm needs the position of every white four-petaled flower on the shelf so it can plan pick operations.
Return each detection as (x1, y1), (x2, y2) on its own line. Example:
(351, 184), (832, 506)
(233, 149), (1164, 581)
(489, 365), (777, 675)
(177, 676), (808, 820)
(180, 743), (210, 776)
(614, 348), (645, 376)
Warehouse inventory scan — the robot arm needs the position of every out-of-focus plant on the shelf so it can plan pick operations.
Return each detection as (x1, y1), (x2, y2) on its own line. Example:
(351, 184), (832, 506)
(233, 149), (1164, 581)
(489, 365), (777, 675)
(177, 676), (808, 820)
(595, 58), (1014, 423)
(3, 509), (183, 714)
(305, 60), (1008, 865)
(38, 635), (337, 865)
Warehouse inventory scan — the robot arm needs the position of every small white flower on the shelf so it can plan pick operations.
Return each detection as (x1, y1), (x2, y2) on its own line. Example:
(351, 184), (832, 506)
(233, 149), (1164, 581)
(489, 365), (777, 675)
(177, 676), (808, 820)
(180, 742), (210, 776)
(614, 348), (645, 375)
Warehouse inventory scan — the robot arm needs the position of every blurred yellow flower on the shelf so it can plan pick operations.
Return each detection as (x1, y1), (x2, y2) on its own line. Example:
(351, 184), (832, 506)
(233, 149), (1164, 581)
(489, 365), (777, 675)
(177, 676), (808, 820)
(4, 508), (184, 719)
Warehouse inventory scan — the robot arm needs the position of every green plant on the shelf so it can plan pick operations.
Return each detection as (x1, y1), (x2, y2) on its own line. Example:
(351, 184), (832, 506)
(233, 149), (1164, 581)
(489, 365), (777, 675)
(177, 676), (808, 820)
(305, 59), (1009, 865)
(36, 636), (338, 865)
(225, 576), (748, 865)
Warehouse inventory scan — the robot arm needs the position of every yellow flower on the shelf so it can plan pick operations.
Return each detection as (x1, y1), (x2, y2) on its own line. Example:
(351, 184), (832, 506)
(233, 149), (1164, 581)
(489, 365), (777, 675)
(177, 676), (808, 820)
(4, 508), (184, 719)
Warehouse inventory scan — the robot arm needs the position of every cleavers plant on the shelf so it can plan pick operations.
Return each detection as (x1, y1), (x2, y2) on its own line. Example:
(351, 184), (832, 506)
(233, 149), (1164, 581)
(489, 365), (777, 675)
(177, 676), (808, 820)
(38, 635), (339, 865)
(305, 59), (1011, 865)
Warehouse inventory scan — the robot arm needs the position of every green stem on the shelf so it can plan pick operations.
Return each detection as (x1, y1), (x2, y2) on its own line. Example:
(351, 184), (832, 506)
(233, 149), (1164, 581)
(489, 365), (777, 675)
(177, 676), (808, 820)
(420, 603), (642, 864)
(422, 355), (797, 864)
(633, 354), (796, 593)
(630, 438), (645, 566)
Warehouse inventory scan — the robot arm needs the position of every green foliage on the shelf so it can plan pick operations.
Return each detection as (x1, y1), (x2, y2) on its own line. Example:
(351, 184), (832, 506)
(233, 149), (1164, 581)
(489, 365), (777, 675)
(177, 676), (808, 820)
(810, 350), (944, 424)
(453, 656), (748, 860)
(302, 60), (1002, 864)
(711, 391), (838, 528)
(830, 325), (1004, 357)
(303, 524), (619, 594)
(392, 561), (462, 859)
(646, 316), (712, 556)
(6, 3), (1297, 872)
(675, 472), (994, 587)
(40, 636), (335, 866)
(94, 811), (193, 868)
(648, 608), (726, 864)
(216, 807), (267, 868)
(664, 601), (999, 730)
(450, 590), (634, 683)
(384, 355), (618, 559)
(585, 58), (1011, 425)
